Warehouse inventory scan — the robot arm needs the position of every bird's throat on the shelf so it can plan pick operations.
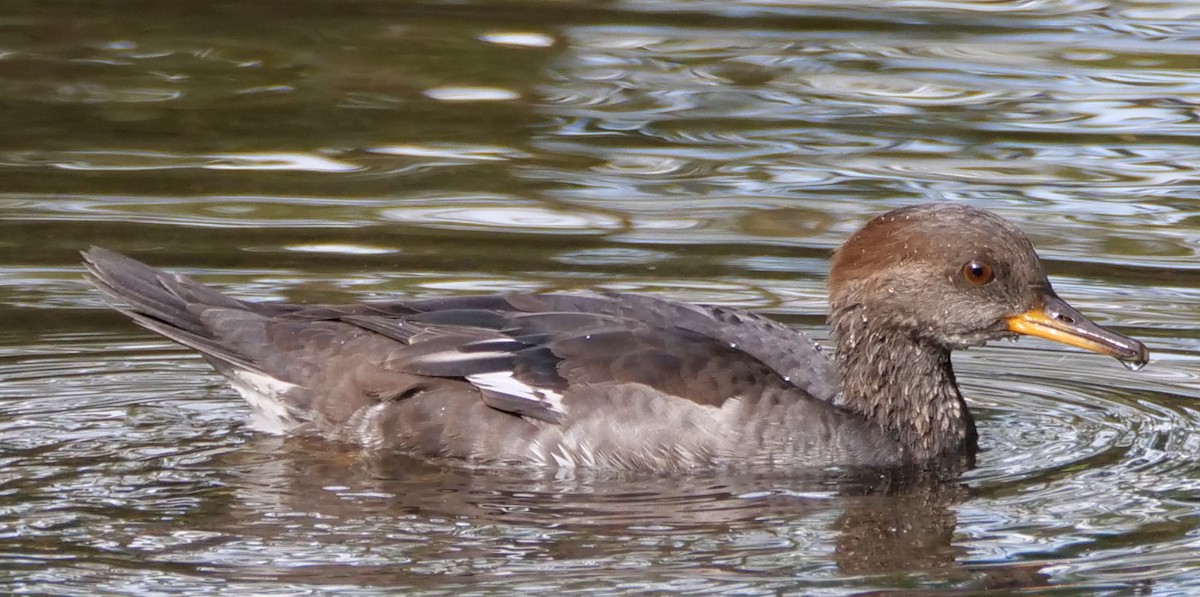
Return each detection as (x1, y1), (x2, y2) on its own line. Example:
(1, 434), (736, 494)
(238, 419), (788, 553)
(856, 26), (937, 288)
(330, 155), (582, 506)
(831, 309), (978, 463)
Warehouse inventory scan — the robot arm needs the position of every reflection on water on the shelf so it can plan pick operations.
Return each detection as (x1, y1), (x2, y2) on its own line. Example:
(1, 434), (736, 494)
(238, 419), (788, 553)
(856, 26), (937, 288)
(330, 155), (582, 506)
(2, 0), (1200, 594)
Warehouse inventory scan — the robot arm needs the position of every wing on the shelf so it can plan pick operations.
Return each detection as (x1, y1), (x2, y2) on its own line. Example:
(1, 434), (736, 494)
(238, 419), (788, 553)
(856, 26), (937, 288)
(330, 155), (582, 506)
(316, 292), (839, 424)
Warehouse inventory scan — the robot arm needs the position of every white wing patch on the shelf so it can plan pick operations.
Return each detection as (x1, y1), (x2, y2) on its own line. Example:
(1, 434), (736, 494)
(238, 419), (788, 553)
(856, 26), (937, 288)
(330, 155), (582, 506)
(415, 350), (511, 365)
(225, 369), (304, 434)
(467, 371), (567, 420)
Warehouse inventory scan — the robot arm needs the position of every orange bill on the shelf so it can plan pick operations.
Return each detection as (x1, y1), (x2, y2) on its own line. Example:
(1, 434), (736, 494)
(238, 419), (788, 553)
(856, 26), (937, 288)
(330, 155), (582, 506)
(1006, 293), (1148, 368)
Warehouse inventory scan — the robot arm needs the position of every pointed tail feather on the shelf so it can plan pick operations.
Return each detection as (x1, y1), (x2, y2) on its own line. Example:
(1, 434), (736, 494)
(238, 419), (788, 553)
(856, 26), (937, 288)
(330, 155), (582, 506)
(81, 247), (262, 373)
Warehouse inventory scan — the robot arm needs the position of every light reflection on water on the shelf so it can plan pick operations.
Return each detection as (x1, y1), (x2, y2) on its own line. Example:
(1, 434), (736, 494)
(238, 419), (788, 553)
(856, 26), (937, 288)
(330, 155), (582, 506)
(2, 0), (1200, 594)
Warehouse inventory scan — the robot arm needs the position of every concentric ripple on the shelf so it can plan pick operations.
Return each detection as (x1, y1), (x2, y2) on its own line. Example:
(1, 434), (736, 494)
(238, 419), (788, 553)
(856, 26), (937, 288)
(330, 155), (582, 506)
(4, 311), (1199, 593)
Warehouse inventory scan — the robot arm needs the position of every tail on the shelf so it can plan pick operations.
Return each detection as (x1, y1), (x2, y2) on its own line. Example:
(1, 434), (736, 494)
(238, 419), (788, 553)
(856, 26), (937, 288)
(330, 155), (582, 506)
(82, 246), (259, 372)
(84, 247), (314, 433)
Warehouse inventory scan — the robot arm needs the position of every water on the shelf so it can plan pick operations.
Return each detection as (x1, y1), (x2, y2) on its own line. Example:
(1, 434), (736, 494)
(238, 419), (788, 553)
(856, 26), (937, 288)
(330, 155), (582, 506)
(3, 0), (1200, 594)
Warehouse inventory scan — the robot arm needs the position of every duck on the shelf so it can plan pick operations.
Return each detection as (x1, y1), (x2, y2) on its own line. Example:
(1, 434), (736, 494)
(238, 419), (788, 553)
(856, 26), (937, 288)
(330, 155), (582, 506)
(83, 203), (1148, 470)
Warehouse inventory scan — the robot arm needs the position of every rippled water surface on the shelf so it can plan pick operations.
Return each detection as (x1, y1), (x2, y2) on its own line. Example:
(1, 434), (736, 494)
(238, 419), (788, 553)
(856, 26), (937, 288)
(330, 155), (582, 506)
(3, 1), (1200, 594)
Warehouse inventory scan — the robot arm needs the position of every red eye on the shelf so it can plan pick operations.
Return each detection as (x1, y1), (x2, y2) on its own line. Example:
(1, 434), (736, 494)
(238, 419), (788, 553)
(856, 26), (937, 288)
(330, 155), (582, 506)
(962, 260), (994, 286)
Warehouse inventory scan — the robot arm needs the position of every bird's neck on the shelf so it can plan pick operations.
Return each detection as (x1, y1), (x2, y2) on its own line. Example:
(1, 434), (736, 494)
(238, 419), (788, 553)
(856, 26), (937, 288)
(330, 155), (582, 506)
(830, 306), (977, 463)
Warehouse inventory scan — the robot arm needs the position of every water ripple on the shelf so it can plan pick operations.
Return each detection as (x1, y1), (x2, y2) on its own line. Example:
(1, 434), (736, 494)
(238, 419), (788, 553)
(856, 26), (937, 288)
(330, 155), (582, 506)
(4, 1), (1200, 593)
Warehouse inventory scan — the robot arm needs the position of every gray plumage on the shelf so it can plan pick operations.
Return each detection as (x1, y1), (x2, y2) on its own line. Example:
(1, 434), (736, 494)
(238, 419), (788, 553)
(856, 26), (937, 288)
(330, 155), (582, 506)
(82, 203), (1148, 471)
